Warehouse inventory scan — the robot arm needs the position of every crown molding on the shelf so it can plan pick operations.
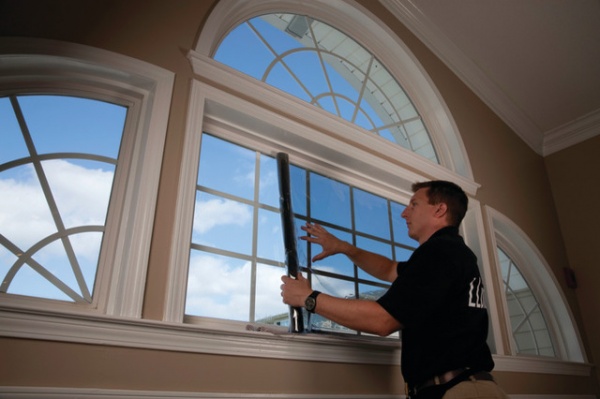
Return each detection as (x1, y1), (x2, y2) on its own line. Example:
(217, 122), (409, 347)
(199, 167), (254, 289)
(543, 107), (600, 156)
(379, 0), (545, 154)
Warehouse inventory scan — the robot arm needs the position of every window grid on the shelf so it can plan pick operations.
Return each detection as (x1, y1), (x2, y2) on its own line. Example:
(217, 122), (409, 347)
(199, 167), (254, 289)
(186, 133), (415, 333)
(498, 246), (556, 357)
(0, 94), (126, 304)
(214, 13), (438, 163)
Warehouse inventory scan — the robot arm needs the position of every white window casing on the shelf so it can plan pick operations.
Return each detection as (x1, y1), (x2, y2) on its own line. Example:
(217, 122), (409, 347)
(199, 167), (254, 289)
(484, 206), (587, 364)
(0, 37), (174, 318)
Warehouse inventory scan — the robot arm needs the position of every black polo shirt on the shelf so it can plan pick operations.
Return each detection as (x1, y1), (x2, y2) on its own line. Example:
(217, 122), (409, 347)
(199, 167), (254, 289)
(377, 226), (494, 387)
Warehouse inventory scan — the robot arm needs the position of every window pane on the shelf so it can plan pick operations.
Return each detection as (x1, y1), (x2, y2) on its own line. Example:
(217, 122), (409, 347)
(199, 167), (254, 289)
(0, 97), (28, 163)
(255, 263), (288, 322)
(498, 247), (556, 357)
(311, 274), (355, 333)
(192, 191), (253, 256)
(395, 245), (413, 262)
(259, 155), (278, 208)
(186, 250), (251, 321)
(290, 165), (307, 216)
(355, 235), (392, 284)
(213, 21), (274, 81)
(310, 173), (351, 228)
(198, 134), (255, 201)
(391, 201), (413, 246)
(257, 208), (284, 261)
(354, 188), (390, 240)
(43, 159), (114, 229)
(310, 227), (353, 277)
(18, 95), (124, 158)
(0, 95), (126, 303)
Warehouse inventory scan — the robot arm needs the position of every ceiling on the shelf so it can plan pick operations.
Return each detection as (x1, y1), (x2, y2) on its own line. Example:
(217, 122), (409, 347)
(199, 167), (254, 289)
(381, 0), (600, 156)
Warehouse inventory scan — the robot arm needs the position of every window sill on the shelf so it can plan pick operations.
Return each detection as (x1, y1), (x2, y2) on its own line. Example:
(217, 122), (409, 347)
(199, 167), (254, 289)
(0, 305), (593, 377)
(0, 306), (400, 365)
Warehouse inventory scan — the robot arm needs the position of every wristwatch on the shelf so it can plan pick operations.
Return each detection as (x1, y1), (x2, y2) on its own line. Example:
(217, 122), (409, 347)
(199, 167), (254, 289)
(305, 290), (321, 313)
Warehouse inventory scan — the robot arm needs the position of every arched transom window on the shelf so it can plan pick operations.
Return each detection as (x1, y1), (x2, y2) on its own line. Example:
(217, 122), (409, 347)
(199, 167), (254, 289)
(214, 13), (438, 163)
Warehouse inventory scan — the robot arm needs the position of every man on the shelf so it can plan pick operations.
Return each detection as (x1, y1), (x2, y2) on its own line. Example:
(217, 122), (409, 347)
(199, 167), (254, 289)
(281, 180), (507, 399)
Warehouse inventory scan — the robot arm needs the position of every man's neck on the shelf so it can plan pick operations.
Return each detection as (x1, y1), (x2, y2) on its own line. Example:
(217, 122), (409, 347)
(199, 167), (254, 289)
(418, 223), (451, 245)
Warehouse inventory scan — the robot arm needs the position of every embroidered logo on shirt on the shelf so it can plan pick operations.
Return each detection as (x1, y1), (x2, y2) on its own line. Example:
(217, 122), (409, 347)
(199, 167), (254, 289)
(468, 277), (485, 308)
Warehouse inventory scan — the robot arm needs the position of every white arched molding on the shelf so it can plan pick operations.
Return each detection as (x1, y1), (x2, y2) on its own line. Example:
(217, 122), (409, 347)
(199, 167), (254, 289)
(484, 206), (587, 364)
(0, 37), (174, 318)
(189, 0), (475, 185)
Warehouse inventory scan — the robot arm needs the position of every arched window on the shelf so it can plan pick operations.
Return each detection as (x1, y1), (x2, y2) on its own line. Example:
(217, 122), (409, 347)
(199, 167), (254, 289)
(487, 207), (586, 362)
(214, 13), (438, 163)
(0, 39), (174, 317)
(167, 0), (478, 339)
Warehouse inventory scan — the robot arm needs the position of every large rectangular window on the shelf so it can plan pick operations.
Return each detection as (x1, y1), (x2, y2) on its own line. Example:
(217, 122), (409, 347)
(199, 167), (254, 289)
(185, 133), (416, 334)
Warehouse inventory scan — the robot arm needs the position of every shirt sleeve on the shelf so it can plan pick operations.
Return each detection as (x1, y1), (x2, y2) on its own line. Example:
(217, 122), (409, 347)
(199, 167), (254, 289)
(377, 239), (455, 328)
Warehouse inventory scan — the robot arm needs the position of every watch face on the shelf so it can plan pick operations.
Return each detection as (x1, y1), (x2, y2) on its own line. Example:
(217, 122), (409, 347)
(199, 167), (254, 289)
(305, 296), (316, 311)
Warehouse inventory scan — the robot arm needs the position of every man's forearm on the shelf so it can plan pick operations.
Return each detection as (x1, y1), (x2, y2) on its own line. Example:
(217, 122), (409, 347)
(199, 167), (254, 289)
(313, 293), (402, 336)
(342, 242), (398, 282)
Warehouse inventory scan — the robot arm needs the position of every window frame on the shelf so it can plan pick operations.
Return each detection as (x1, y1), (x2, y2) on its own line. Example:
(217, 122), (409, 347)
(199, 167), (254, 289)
(164, 73), (476, 319)
(192, 0), (475, 182)
(0, 37), (174, 318)
(485, 206), (587, 363)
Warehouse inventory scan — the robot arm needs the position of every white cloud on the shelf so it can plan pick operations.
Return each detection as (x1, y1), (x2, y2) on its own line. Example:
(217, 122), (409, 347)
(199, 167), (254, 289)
(44, 159), (113, 227)
(193, 197), (252, 234)
(186, 252), (287, 322)
(0, 160), (112, 253)
(186, 253), (251, 320)
(0, 160), (113, 295)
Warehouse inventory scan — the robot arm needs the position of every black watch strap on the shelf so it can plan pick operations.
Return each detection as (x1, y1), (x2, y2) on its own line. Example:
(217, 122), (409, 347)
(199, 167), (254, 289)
(305, 290), (321, 313)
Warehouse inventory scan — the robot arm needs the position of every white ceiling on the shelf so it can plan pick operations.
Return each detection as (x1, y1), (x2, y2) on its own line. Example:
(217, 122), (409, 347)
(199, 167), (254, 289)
(380, 0), (600, 156)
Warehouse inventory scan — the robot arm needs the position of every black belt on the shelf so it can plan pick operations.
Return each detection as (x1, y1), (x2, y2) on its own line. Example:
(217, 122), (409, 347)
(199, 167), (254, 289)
(407, 369), (495, 398)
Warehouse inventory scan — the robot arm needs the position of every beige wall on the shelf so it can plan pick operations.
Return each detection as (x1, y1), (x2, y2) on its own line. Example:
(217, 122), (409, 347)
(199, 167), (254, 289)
(546, 135), (600, 387)
(1, 0), (598, 397)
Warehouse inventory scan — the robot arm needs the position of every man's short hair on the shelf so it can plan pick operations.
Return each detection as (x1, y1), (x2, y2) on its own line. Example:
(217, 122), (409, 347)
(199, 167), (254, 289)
(412, 180), (468, 227)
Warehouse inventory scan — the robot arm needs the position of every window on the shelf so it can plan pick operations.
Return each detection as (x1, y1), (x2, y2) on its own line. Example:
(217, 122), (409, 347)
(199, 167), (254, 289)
(0, 39), (174, 317)
(164, 0), (477, 364)
(214, 13), (438, 163)
(176, 4), (476, 333)
(0, 95), (125, 304)
(498, 247), (555, 357)
(488, 206), (586, 362)
(186, 134), (415, 333)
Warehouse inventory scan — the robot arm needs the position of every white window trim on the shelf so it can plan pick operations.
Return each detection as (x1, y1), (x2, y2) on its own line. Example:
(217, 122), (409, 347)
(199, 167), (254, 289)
(1, 306), (592, 377)
(0, 37), (174, 318)
(192, 0), (475, 181)
(484, 206), (587, 364)
(164, 76), (474, 322)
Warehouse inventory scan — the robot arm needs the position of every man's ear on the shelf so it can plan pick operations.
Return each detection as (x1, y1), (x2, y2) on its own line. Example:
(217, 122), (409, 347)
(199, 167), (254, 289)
(435, 202), (448, 219)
